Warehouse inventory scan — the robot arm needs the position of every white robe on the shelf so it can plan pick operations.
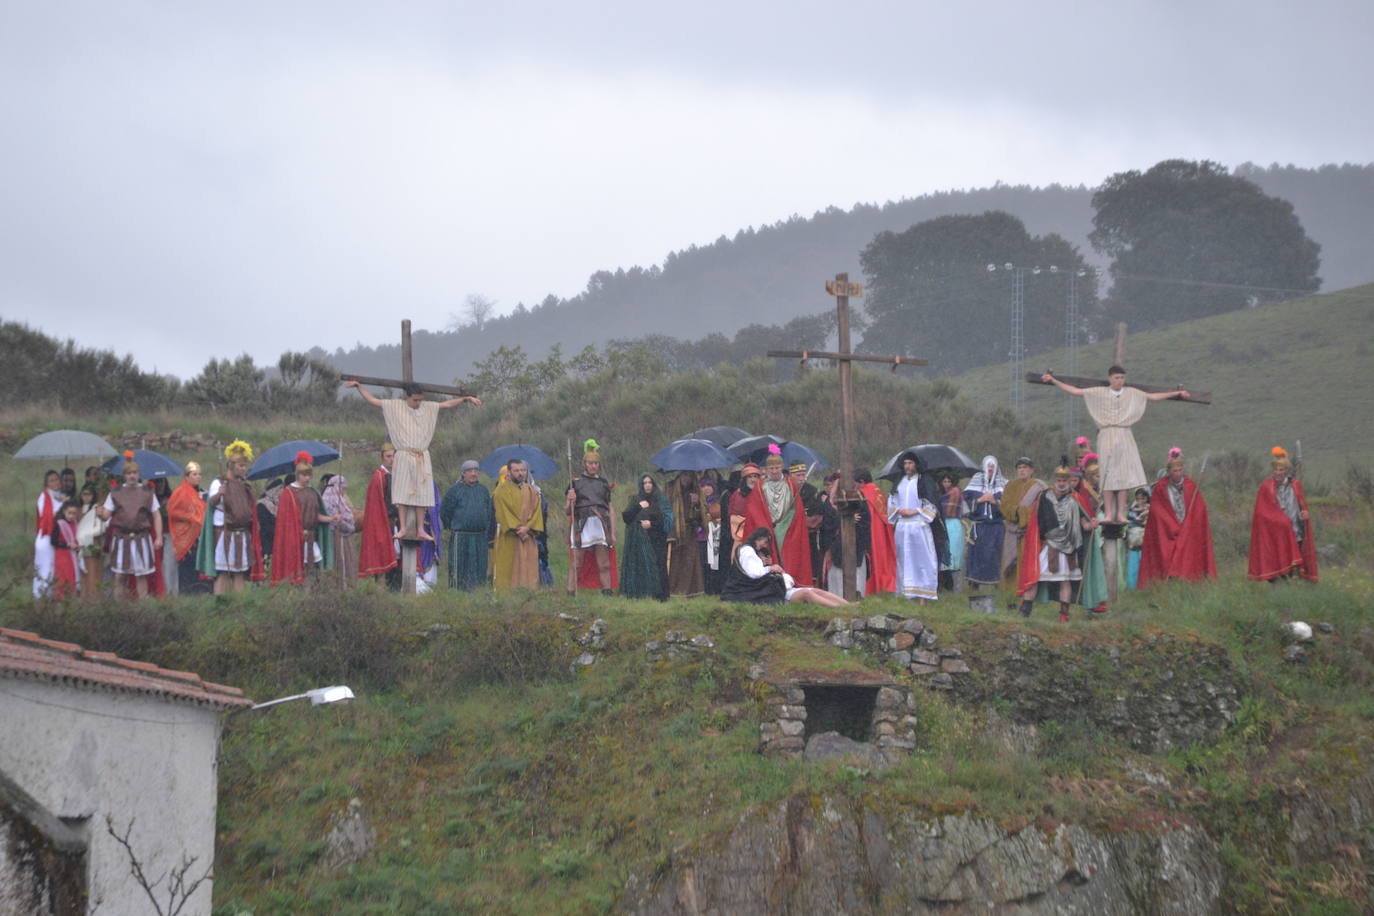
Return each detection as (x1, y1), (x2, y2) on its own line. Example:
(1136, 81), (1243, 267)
(33, 489), (64, 597)
(381, 399), (441, 508)
(888, 476), (939, 601)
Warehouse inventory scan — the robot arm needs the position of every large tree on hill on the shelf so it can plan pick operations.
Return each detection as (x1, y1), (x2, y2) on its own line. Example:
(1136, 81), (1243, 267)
(859, 212), (1098, 375)
(1090, 160), (1321, 329)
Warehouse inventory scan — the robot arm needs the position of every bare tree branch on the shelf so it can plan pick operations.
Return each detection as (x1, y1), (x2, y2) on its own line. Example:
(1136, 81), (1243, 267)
(105, 815), (213, 916)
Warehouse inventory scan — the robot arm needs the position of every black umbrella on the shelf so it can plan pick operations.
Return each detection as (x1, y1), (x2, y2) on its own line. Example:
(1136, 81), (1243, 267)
(725, 434), (785, 461)
(689, 426), (751, 448)
(878, 444), (979, 481)
(727, 434), (829, 470)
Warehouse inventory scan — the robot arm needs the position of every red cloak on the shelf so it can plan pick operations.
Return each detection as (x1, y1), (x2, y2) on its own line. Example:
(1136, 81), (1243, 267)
(858, 482), (896, 594)
(1248, 477), (1318, 582)
(1016, 492), (1047, 599)
(35, 491), (55, 536)
(1138, 477), (1216, 586)
(741, 476), (812, 587)
(358, 466), (398, 578)
(575, 547), (620, 589)
(271, 486), (306, 585)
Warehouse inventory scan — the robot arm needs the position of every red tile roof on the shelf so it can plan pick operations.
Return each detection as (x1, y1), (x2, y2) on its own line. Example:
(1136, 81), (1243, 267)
(0, 628), (253, 710)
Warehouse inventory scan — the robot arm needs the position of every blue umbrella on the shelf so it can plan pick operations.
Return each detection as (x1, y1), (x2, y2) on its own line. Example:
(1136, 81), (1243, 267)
(781, 441), (829, 470)
(650, 438), (737, 472)
(247, 440), (341, 481)
(479, 444), (560, 480)
(102, 449), (185, 480)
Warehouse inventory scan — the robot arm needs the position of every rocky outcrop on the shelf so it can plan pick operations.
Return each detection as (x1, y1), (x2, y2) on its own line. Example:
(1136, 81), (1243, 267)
(627, 795), (1223, 915)
(323, 798), (376, 870)
(951, 632), (1242, 753)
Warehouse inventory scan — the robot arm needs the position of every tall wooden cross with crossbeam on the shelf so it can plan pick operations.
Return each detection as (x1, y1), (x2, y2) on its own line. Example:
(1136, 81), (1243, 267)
(339, 319), (473, 594)
(1024, 323), (1213, 404)
(768, 273), (927, 601)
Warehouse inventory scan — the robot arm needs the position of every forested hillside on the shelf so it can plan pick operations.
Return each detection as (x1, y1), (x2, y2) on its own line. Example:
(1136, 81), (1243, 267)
(321, 163), (1373, 385)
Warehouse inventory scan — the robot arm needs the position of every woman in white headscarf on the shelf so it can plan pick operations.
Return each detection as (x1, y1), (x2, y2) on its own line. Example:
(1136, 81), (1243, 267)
(961, 455), (1007, 588)
(321, 473), (358, 587)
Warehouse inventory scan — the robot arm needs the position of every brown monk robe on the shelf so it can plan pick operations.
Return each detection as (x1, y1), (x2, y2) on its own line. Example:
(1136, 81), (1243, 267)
(666, 471), (706, 597)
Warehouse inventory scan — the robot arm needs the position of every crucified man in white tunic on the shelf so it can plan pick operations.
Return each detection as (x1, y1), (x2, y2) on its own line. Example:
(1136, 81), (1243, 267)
(1041, 365), (1190, 524)
(345, 380), (481, 541)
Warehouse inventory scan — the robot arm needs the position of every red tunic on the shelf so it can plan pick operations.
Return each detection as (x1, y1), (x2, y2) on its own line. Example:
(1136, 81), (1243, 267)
(1248, 477), (1318, 582)
(858, 482), (896, 594)
(358, 466), (398, 578)
(1138, 477), (1216, 586)
(741, 476), (812, 588)
(51, 519), (80, 599)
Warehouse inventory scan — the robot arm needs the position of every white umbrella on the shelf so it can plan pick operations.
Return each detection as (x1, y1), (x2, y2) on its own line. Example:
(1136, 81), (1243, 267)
(14, 430), (117, 461)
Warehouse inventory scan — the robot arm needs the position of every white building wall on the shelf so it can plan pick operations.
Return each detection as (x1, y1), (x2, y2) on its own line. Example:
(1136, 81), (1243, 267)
(0, 680), (222, 916)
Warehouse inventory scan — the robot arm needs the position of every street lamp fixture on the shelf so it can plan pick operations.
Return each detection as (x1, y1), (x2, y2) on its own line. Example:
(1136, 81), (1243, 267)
(249, 685), (355, 712)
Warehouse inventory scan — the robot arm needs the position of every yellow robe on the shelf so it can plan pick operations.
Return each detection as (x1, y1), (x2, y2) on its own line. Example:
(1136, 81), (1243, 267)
(492, 479), (544, 589)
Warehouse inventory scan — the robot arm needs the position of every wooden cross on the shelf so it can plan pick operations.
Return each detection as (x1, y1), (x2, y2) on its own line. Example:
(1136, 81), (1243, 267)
(338, 319), (472, 594)
(768, 273), (928, 601)
(1024, 323), (1212, 404)
(338, 318), (472, 398)
(1026, 322), (1210, 603)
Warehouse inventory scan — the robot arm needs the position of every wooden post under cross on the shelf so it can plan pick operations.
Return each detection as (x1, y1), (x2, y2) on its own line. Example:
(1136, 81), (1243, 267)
(339, 319), (473, 595)
(768, 273), (928, 601)
(1026, 322), (1211, 604)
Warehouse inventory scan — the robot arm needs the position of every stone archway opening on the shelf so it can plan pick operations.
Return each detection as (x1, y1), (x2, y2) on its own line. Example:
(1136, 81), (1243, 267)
(802, 685), (878, 742)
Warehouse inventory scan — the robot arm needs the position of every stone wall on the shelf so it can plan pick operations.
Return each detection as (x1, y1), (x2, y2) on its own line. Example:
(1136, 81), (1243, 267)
(0, 770), (87, 916)
(823, 614), (975, 691)
(950, 631), (1241, 753)
(625, 794), (1224, 915)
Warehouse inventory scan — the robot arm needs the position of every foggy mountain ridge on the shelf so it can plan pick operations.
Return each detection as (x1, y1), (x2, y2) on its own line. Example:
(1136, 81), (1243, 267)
(317, 163), (1374, 387)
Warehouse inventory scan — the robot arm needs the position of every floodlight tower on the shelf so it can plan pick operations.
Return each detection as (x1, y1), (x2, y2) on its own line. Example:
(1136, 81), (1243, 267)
(987, 262), (1027, 418)
(1052, 265), (1090, 438)
(989, 263), (1093, 426)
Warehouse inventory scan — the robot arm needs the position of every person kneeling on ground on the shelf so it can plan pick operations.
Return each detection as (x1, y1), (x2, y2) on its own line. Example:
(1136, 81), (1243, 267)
(721, 527), (850, 607)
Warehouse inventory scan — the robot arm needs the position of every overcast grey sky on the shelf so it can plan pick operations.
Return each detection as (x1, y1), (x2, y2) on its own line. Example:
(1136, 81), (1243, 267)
(2, 1), (1370, 379)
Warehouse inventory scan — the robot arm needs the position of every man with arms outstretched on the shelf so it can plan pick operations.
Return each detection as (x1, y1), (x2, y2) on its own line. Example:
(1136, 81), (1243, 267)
(346, 380), (481, 542)
(1041, 366), (1190, 524)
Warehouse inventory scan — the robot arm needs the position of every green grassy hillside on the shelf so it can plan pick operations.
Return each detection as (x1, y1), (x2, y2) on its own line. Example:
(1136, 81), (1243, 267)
(3, 558), (1374, 913)
(3, 387), (1374, 912)
(948, 284), (1374, 482)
